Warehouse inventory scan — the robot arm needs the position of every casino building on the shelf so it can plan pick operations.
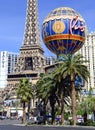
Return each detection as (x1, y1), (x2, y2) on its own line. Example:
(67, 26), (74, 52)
(78, 32), (95, 92)
(0, 51), (18, 89)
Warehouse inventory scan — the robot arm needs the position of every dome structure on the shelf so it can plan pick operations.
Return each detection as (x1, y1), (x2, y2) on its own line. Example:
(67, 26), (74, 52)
(42, 7), (87, 55)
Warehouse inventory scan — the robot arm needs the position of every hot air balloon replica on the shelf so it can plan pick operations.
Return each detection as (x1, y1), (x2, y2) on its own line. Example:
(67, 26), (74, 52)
(42, 7), (87, 55)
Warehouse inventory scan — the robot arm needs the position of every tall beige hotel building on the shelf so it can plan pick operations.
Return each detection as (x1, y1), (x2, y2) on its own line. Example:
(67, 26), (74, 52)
(78, 32), (95, 92)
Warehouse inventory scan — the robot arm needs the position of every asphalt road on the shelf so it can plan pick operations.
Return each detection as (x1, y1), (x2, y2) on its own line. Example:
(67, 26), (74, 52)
(0, 119), (95, 130)
(0, 125), (95, 130)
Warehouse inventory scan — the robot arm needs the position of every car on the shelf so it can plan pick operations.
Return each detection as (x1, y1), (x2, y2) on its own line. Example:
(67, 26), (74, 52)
(37, 116), (44, 124)
(0, 115), (6, 120)
(77, 117), (84, 123)
(29, 116), (38, 124)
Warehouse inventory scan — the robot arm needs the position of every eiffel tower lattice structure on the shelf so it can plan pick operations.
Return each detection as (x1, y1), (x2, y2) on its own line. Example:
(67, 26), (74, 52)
(3, 0), (45, 100)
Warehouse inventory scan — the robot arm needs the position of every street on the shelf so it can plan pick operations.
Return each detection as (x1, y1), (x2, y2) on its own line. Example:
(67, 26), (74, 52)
(0, 125), (95, 130)
(0, 119), (95, 130)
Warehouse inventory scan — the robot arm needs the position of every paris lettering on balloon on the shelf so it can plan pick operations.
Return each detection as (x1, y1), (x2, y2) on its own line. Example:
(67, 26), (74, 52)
(70, 16), (85, 34)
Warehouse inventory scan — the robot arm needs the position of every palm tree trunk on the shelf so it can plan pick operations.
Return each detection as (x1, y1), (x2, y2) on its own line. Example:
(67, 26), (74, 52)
(22, 102), (26, 124)
(50, 95), (56, 125)
(71, 80), (76, 125)
(60, 93), (64, 125)
(51, 103), (55, 125)
(27, 99), (31, 120)
(43, 101), (46, 125)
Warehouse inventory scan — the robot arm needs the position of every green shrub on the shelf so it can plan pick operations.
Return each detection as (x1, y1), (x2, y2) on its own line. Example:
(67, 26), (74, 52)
(85, 119), (94, 126)
(64, 112), (70, 120)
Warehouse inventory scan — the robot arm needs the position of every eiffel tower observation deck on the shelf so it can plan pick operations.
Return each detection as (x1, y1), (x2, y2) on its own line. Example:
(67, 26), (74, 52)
(3, 0), (45, 100)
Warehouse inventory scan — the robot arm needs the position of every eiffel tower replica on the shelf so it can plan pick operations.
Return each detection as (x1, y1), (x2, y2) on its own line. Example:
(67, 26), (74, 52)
(3, 0), (45, 100)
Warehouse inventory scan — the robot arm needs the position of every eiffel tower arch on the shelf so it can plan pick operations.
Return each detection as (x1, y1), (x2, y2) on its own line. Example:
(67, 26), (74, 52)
(3, 0), (45, 100)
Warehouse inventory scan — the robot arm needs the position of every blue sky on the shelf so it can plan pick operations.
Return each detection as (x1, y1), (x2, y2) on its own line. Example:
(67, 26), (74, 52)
(0, 0), (95, 56)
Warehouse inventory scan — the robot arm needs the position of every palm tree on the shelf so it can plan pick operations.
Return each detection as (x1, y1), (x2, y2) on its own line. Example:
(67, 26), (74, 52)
(17, 78), (33, 124)
(53, 71), (71, 125)
(37, 72), (71, 125)
(45, 76), (59, 125)
(54, 54), (90, 125)
(36, 73), (59, 124)
(36, 73), (47, 124)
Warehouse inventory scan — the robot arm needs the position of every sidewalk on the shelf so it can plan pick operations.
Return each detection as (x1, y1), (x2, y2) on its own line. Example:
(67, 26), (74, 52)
(1, 119), (95, 129)
(0, 119), (22, 125)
